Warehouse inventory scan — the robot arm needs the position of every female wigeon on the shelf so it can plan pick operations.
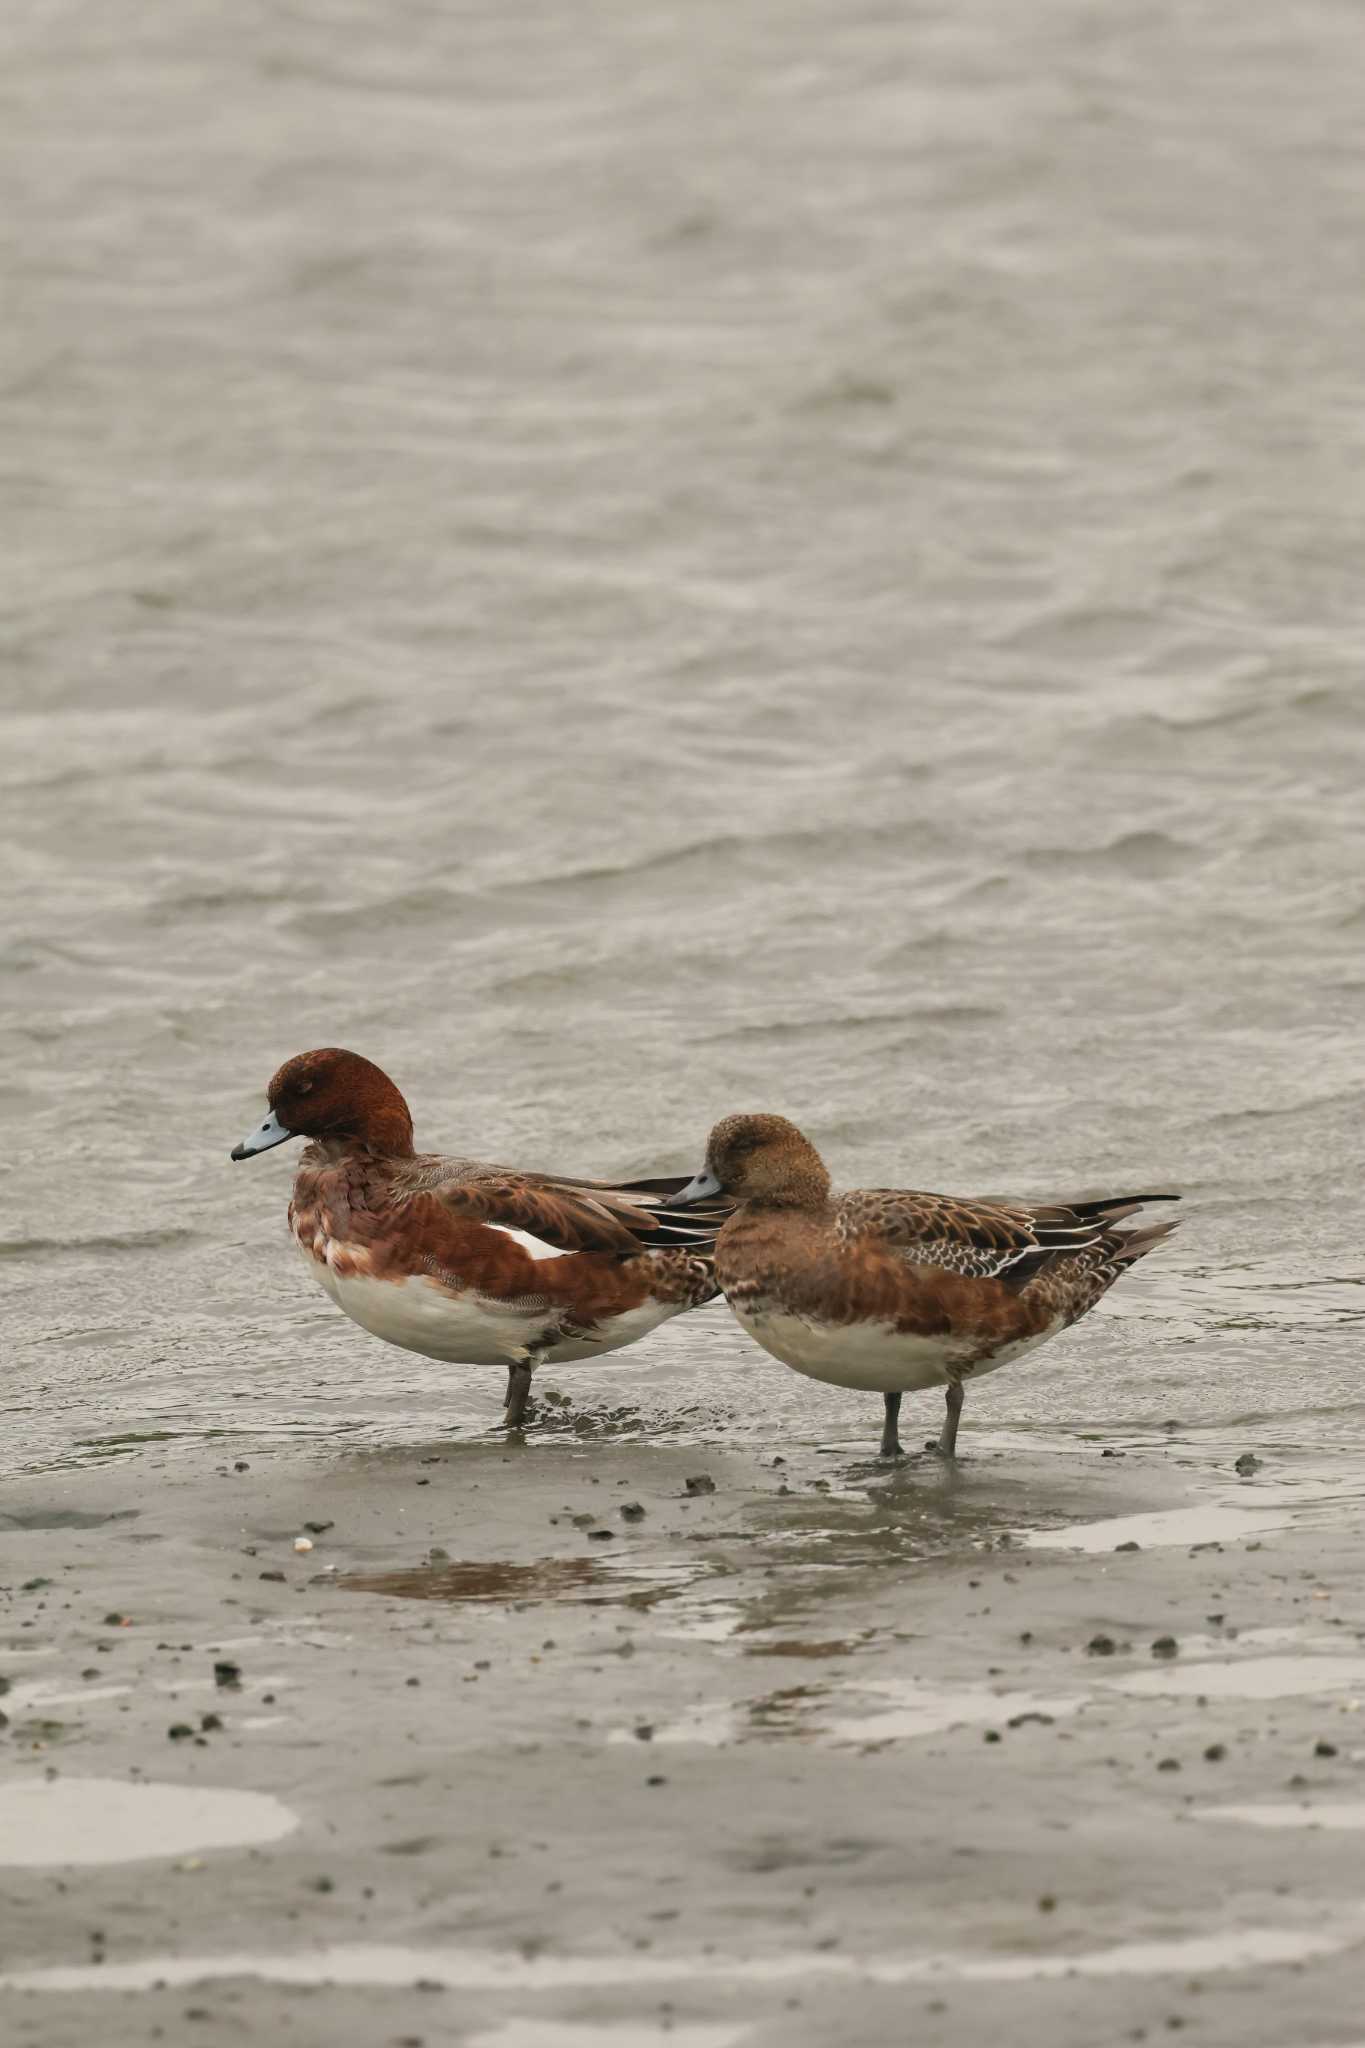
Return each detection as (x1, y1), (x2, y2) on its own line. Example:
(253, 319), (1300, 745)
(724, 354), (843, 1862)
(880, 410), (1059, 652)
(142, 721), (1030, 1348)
(677, 1114), (1178, 1458)
(230, 1049), (727, 1428)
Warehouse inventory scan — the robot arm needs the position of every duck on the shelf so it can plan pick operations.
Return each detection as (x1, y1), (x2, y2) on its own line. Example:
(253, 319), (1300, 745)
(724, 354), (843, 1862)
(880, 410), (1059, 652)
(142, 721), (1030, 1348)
(675, 1114), (1178, 1457)
(230, 1048), (728, 1428)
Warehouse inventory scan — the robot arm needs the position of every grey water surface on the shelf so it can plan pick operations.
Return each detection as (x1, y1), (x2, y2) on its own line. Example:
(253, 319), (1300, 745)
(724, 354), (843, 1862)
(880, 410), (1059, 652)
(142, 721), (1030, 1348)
(3, 0), (1364, 1472)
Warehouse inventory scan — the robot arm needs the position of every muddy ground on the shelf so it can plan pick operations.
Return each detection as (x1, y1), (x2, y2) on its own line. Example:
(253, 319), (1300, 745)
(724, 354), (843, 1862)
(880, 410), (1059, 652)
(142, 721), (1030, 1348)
(3, 1416), (1364, 2048)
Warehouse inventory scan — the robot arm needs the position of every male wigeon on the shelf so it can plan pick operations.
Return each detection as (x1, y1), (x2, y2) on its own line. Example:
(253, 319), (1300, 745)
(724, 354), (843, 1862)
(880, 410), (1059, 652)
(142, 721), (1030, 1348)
(677, 1114), (1178, 1458)
(230, 1049), (727, 1427)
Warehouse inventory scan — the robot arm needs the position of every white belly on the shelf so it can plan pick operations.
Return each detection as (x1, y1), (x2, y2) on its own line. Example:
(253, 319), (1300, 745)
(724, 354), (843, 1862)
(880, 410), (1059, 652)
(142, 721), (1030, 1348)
(542, 1299), (678, 1363)
(310, 1258), (532, 1365)
(735, 1308), (1062, 1394)
(301, 1245), (680, 1368)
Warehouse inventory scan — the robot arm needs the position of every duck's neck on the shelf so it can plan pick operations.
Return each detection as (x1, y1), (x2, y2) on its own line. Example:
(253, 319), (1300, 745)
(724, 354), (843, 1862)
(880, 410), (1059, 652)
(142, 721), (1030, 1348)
(313, 1103), (415, 1160)
(744, 1163), (833, 1213)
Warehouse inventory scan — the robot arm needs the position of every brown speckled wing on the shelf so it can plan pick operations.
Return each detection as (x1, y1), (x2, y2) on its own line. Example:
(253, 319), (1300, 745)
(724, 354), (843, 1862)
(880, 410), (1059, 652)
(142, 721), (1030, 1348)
(837, 1190), (1050, 1279)
(836, 1188), (1178, 1290)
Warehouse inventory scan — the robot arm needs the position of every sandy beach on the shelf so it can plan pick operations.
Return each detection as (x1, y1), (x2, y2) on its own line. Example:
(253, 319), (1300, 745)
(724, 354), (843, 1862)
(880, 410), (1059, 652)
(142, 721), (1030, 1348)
(4, 1412), (1365, 2047)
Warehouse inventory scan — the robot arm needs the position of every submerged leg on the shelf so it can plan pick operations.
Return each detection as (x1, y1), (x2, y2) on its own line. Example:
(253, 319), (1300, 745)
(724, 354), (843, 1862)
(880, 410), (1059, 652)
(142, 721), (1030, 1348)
(880, 1391), (903, 1459)
(935, 1380), (965, 1459)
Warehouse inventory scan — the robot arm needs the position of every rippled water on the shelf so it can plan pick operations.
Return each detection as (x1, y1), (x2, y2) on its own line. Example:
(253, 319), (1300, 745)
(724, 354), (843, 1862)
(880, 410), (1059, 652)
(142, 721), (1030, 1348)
(3, 0), (1364, 1469)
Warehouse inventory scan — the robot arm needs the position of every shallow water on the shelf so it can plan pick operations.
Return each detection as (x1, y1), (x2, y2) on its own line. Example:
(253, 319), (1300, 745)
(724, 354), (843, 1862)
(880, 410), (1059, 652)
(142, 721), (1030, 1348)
(1199, 1803), (1365, 1832)
(0, 1777), (299, 1867)
(3, 0), (1365, 1473)
(5, 1919), (1360, 1993)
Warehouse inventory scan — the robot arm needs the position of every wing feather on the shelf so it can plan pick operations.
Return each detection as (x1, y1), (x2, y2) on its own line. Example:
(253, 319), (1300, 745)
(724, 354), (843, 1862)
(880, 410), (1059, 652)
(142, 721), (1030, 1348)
(838, 1188), (1178, 1288)
(410, 1160), (730, 1257)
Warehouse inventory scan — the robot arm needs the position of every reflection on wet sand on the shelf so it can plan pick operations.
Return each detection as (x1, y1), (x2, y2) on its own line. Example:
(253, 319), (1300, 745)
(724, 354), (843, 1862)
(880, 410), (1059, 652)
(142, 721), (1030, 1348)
(336, 1554), (704, 1608)
(337, 1557), (605, 1602)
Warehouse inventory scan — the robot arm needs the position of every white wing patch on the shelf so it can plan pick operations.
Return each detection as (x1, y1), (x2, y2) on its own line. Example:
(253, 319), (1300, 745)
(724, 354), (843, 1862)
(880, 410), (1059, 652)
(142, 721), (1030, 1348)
(486, 1224), (575, 1262)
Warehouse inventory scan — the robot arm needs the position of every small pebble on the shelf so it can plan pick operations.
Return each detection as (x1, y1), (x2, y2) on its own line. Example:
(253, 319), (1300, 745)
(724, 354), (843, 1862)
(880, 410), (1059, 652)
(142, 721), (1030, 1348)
(1314, 1740), (1338, 1758)
(1157, 1758), (1181, 1772)
(213, 1661), (242, 1689)
(1087, 1635), (1117, 1657)
(1234, 1453), (1261, 1477)
(1114, 1541), (1141, 1553)
(620, 1502), (646, 1521)
(304, 1521), (334, 1535)
(684, 1475), (716, 1496)
(1203, 1743), (1226, 1761)
(259, 1570), (286, 1583)
(167, 1724), (195, 1742)
(293, 1537), (314, 1554)
(1151, 1636), (1179, 1659)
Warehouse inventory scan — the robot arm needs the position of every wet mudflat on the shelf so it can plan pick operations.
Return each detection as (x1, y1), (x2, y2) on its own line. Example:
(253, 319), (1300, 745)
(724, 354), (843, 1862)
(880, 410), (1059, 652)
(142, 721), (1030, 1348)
(4, 1424), (1365, 2048)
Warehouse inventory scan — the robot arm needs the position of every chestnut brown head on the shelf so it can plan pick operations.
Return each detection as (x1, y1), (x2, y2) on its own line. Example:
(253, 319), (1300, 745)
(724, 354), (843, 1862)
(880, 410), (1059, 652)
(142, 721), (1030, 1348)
(230, 1048), (415, 1160)
(677, 1113), (832, 1210)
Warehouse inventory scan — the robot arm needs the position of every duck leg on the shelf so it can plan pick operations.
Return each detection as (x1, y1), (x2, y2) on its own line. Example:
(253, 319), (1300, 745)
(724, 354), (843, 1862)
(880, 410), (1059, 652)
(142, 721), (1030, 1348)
(933, 1380), (965, 1459)
(503, 1354), (537, 1431)
(880, 1391), (904, 1458)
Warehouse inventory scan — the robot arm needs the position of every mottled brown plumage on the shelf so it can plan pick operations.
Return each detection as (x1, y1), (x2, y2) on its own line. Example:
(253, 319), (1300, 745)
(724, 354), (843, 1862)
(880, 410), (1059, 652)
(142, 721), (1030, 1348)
(688, 1113), (1178, 1457)
(232, 1049), (726, 1427)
